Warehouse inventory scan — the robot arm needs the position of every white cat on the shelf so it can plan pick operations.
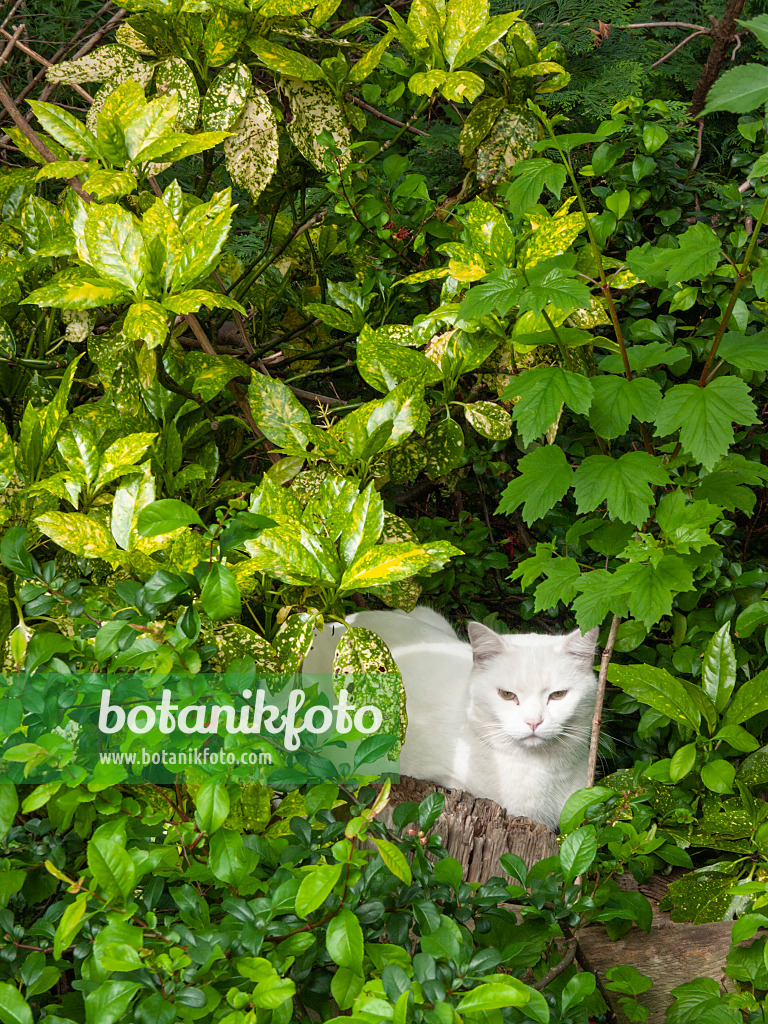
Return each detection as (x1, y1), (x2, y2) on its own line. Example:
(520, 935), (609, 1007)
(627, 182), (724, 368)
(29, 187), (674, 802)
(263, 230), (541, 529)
(303, 607), (598, 831)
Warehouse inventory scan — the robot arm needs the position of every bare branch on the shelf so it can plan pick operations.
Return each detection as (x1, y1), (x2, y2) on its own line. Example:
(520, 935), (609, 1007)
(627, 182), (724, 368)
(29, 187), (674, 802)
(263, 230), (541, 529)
(587, 614), (620, 788)
(650, 29), (710, 68)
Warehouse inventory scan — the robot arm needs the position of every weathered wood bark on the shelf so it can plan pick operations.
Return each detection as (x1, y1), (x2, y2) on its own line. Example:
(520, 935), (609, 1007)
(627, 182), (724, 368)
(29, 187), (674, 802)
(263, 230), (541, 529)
(690, 0), (748, 117)
(378, 775), (558, 881)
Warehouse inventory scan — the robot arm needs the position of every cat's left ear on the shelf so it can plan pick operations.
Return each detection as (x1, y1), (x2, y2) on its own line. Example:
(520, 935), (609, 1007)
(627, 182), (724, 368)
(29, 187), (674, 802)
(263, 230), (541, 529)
(562, 628), (599, 665)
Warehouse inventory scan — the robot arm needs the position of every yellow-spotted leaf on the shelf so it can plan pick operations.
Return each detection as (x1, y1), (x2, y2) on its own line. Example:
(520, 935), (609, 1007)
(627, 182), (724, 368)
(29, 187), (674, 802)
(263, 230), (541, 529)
(123, 301), (168, 349)
(339, 540), (460, 592)
(282, 77), (351, 171)
(35, 512), (126, 563)
(249, 37), (325, 80)
(154, 57), (200, 130)
(224, 88), (279, 202)
(202, 63), (252, 132)
(465, 400), (512, 439)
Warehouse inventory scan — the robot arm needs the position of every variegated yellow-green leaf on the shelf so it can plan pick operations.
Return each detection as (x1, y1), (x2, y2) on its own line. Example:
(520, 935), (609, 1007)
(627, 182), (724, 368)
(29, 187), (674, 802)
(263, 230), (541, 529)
(111, 467), (155, 550)
(332, 625), (407, 750)
(303, 302), (356, 332)
(123, 301), (168, 349)
(348, 29), (394, 83)
(338, 540), (459, 592)
(203, 622), (281, 672)
(28, 101), (101, 160)
(512, 60), (564, 78)
(476, 108), (540, 186)
(249, 37), (325, 80)
(115, 23), (154, 54)
(443, 0), (489, 67)
(458, 96), (506, 159)
(0, 425), (15, 491)
(184, 351), (251, 402)
(224, 88), (279, 202)
(372, 576), (422, 612)
(282, 77), (351, 171)
(154, 58), (200, 131)
(522, 211), (590, 269)
(202, 63), (251, 132)
(95, 78), (144, 165)
(424, 418), (466, 479)
(83, 205), (144, 292)
(393, 267), (450, 287)
(273, 612), (320, 672)
(244, 524), (340, 585)
(22, 267), (130, 310)
(312, 0), (342, 24)
(357, 324), (442, 393)
(82, 168), (136, 201)
(35, 511), (126, 563)
(465, 400), (512, 439)
(440, 70), (485, 103)
(249, 373), (315, 450)
(203, 8), (248, 65)
(164, 289), (245, 315)
(35, 159), (98, 182)
(124, 92), (178, 162)
(45, 44), (149, 85)
(409, 69), (447, 96)
(453, 12), (521, 68)
(569, 298), (611, 328)
(99, 432), (156, 482)
(388, 437), (428, 484)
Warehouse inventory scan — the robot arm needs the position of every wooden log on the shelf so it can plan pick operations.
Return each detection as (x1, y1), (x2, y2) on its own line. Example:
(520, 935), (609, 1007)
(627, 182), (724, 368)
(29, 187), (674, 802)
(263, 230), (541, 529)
(377, 775), (559, 881)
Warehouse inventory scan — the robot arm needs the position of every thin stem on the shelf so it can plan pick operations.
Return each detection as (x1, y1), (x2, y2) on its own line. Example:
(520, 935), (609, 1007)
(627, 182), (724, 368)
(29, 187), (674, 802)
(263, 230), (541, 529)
(699, 189), (768, 385)
(587, 614), (620, 788)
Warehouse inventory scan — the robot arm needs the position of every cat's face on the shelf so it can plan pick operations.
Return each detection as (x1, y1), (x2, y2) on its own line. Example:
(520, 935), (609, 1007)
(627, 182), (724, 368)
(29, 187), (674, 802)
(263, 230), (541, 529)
(466, 624), (598, 748)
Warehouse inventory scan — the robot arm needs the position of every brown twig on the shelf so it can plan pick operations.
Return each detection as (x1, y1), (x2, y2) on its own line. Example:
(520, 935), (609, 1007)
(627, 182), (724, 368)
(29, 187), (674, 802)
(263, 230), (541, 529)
(0, 26), (94, 103)
(532, 939), (578, 990)
(0, 22), (22, 64)
(650, 28), (710, 68)
(0, 75), (93, 202)
(0, 0), (24, 31)
(586, 614), (620, 788)
(290, 386), (345, 406)
(346, 93), (429, 137)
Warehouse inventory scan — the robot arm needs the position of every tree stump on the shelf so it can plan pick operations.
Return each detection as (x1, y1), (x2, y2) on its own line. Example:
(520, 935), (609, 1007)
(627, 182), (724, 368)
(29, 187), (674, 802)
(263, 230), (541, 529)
(378, 775), (558, 882)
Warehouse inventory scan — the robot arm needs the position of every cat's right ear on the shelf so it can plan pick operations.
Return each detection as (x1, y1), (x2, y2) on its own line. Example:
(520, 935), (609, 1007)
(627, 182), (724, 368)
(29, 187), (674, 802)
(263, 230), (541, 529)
(468, 622), (505, 666)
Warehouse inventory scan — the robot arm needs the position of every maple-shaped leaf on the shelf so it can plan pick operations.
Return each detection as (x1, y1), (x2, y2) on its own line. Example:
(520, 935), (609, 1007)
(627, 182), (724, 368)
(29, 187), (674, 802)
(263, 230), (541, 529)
(572, 568), (629, 631)
(517, 254), (592, 316)
(509, 541), (556, 588)
(497, 445), (574, 525)
(614, 555), (695, 628)
(654, 377), (758, 471)
(459, 268), (522, 320)
(502, 366), (594, 444)
(663, 222), (722, 285)
(656, 490), (723, 553)
(588, 375), (662, 438)
(573, 451), (670, 526)
(718, 331), (768, 371)
(533, 556), (581, 612)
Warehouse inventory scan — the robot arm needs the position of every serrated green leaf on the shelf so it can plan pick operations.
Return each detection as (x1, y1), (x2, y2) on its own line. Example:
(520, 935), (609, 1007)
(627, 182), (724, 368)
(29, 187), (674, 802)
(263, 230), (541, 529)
(573, 451), (669, 525)
(503, 366), (594, 445)
(588, 376), (662, 438)
(701, 63), (768, 115)
(497, 445), (573, 524)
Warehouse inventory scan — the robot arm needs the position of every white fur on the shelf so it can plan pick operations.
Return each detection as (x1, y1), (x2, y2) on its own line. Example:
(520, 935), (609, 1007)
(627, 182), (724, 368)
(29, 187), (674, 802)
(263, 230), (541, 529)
(302, 608), (598, 831)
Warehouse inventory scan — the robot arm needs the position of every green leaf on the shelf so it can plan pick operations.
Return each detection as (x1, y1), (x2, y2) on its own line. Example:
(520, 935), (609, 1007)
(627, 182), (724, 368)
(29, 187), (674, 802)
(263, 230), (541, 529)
(572, 569), (629, 631)
(0, 785), (19, 841)
(0, 985), (32, 1024)
(1, 527), (37, 579)
(503, 366), (594, 445)
(458, 96), (506, 158)
(655, 378), (758, 471)
(154, 57), (199, 130)
(669, 742), (697, 782)
(700, 759), (735, 794)
(717, 331), (768, 370)
(518, 256), (592, 315)
(84, 980), (141, 1024)
(615, 556), (695, 629)
(245, 523), (340, 585)
(560, 824), (598, 883)
(701, 624), (737, 713)
(607, 663), (701, 730)
(209, 829), (250, 886)
(532, 557), (581, 612)
(723, 668), (768, 725)
(588, 376), (662, 438)
(88, 838), (136, 905)
(326, 908), (364, 970)
(701, 63), (768, 115)
(136, 498), (205, 535)
(656, 490), (722, 553)
(573, 451), (669, 526)
(372, 838), (412, 884)
(53, 895), (90, 962)
(457, 982), (531, 1013)
(497, 445), (574, 525)
(736, 744), (768, 784)
(201, 563), (241, 621)
(332, 626), (406, 749)
(194, 781), (230, 834)
(295, 862), (343, 918)
(460, 267), (522, 319)
(663, 222), (722, 285)
(348, 28), (393, 82)
(504, 157), (566, 212)
(465, 400), (512, 439)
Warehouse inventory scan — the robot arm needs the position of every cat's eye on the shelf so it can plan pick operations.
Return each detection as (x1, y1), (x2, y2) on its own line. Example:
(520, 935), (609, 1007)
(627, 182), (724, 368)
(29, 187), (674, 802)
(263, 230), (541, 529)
(498, 689), (518, 703)
(548, 690), (568, 701)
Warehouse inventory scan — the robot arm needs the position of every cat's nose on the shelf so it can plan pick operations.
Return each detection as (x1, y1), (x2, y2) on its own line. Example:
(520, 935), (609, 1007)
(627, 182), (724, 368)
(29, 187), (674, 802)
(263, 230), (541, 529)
(526, 719), (542, 732)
